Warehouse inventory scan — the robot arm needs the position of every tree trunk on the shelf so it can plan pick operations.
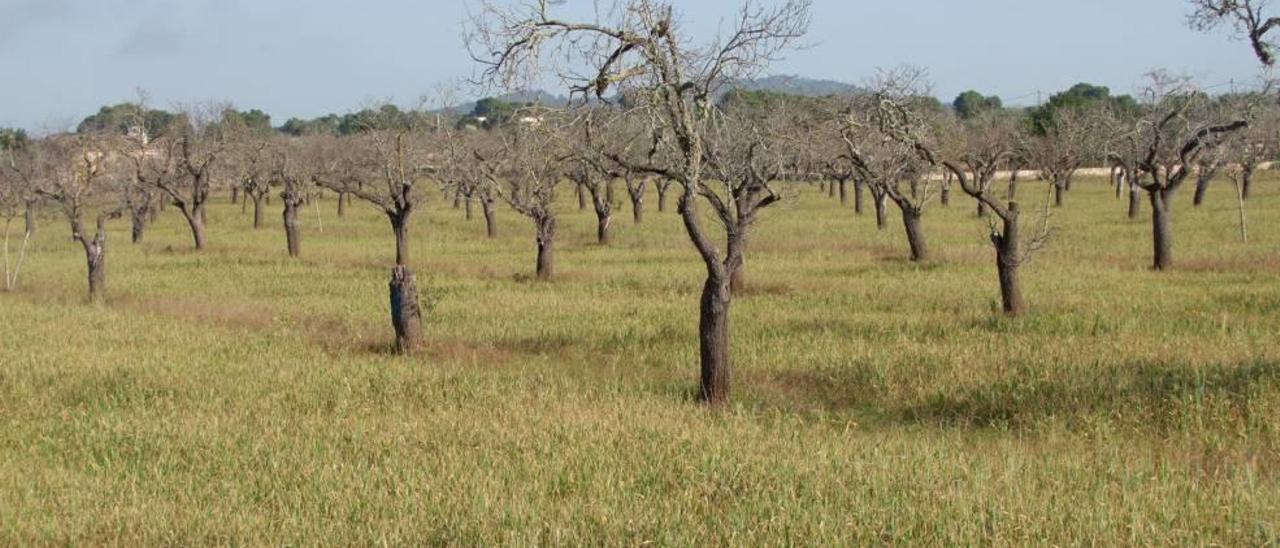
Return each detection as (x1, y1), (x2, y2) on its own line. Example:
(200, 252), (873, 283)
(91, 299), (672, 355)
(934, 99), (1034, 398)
(874, 191), (888, 230)
(482, 198), (498, 238)
(976, 200), (988, 218)
(1128, 183), (1141, 219)
(78, 219), (109, 304)
(698, 274), (732, 406)
(629, 187), (645, 224)
(940, 180), (951, 206)
(1193, 169), (1215, 207)
(253, 196), (266, 229)
(465, 194), (474, 220)
(452, 191), (462, 209)
(186, 209), (207, 250)
(657, 183), (669, 212)
(86, 241), (106, 304)
(1053, 180), (1066, 207)
(535, 216), (555, 281)
(24, 202), (36, 236)
(389, 265), (424, 354)
(391, 212), (411, 266)
(828, 179), (837, 199)
(1151, 190), (1173, 271)
(577, 184), (587, 210)
(854, 180), (865, 215)
(1233, 176), (1249, 243)
(1007, 171), (1019, 200)
(337, 192), (347, 217)
(994, 204), (1025, 316)
(1112, 167), (1122, 199)
(901, 207), (929, 262)
(596, 212), (612, 245)
(1241, 165), (1254, 200)
(283, 202), (301, 258)
(591, 187), (612, 245)
(130, 209), (147, 244)
(838, 179), (848, 206)
(231, 186), (240, 204)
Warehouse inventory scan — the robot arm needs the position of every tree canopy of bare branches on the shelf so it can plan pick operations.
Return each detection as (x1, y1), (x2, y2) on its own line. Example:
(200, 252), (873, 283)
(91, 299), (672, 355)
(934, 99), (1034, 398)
(467, 0), (812, 405)
(1189, 0), (1280, 65)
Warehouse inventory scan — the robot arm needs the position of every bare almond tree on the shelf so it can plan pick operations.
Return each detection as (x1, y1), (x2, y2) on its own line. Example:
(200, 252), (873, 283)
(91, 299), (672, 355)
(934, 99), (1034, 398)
(700, 109), (792, 294)
(467, 0), (811, 405)
(121, 171), (159, 244)
(312, 116), (436, 353)
(482, 112), (569, 280)
(565, 116), (619, 247)
(1189, 0), (1280, 65)
(1028, 107), (1103, 208)
(442, 130), (503, 238)
(22, 134), (124, 302)
(596, 116), (654, 224)
(1192, 144), (1226, 206)
(0, 144), (36, 291)
(231, 138), (274, 230)
(839, 69), (942, 261)
(822, 155), (859, 213)
(938, 112), (1042, 315)
(1109, 74), (1247, 270)
(1223, 103), (1279, 200)
(144, 104), (232, 250)
(110, 106), (169, 244)
(272, 138), (317, 258)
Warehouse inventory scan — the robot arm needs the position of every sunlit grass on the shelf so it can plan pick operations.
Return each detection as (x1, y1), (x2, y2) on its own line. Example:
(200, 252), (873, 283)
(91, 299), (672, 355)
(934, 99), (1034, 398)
(1, 175), (1277, 544)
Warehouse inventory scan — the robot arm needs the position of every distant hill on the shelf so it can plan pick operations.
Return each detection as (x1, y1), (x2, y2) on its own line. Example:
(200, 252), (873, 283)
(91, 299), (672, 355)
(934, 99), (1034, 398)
(444, 75), (861, 114)
(445, 90), (570, 115)
(722, 75), (863, 98)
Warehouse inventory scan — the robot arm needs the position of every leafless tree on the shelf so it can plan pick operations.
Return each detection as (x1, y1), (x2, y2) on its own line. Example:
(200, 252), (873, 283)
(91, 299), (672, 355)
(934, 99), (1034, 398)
(230, 137), (274, 230)
(144, 104), (231, 250)
(0, 146), (36, 291)
(482, 112), (569, 280)
(271, 138), (318, 258)
(839, 68), (942, 261)
(1108, 74), (1248, 270)
(597, 116), (654, 224)
(700, 109), (792, 294)
(1028, 107), (1105, 208)
(1189, 0), (1280, 65)
(442, 130), (502, 238)
(312, 115), (436, 353)
(22, 134), (124, 302)
(1222, 102), (1279, 200)
(121, 172), (158, 244)
(822, 154), (860, 214)
(467, 0), (812, 405)
(939, 112), (1045, 315)
(1192, 144), (1227, 206)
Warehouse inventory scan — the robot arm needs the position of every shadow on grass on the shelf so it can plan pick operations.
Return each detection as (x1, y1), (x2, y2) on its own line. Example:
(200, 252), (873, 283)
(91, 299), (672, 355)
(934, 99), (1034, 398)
(897, 359), (1279, 430)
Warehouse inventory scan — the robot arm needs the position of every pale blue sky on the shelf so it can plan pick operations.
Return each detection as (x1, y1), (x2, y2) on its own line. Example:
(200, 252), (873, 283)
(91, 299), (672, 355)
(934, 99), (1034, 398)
(0, 0), (1265, 131)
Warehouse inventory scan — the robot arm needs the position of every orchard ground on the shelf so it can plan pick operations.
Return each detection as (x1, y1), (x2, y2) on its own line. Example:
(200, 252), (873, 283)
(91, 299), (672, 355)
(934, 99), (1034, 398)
(1, 174), (1277, 544)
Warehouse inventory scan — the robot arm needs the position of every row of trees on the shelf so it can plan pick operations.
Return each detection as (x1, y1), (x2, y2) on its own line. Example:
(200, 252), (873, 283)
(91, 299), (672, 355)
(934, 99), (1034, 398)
(0, 0), (1271, 407)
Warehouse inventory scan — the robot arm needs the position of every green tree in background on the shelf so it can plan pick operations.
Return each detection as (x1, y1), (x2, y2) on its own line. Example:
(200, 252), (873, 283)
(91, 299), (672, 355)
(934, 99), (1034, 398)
(952, 90), (1003, 119)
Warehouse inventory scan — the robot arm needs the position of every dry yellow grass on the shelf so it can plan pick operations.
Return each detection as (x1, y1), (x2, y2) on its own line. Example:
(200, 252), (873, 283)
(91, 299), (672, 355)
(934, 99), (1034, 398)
(0, 175), (1277, 544)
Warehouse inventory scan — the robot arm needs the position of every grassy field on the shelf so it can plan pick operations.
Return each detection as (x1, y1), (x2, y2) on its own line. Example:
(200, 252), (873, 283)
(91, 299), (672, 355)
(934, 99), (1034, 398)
(1, 175), (1277, 545)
